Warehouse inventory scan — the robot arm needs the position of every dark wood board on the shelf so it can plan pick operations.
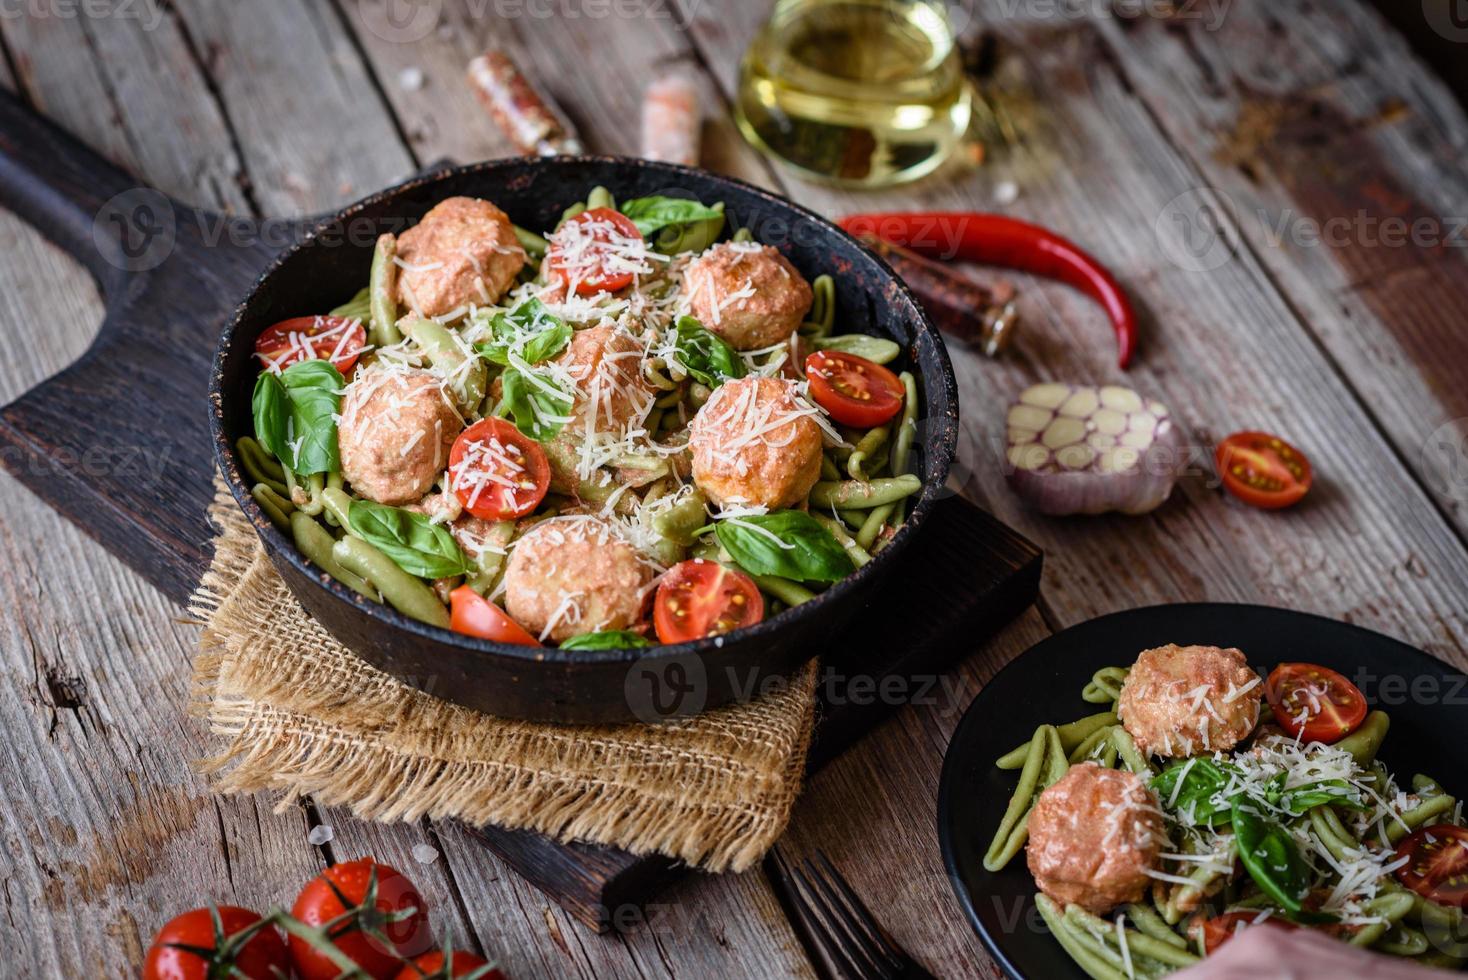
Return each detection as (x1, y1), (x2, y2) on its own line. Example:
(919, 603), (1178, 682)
(0, 90), (1040, 932)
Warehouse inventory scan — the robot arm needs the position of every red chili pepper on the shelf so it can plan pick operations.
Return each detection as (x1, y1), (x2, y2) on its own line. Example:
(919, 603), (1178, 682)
(840, 212), (1138, 369)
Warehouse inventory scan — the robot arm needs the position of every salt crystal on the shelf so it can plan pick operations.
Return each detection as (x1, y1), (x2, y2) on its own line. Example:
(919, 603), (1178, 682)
(400, 67), (425, 92)
(307, 825), (334, 845)
(993, 180), (1020, 205)
(412, 842), (440, 864)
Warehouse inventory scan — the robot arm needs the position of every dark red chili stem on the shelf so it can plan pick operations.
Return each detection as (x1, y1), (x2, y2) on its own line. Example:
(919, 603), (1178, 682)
(839, 211), (1138, 369)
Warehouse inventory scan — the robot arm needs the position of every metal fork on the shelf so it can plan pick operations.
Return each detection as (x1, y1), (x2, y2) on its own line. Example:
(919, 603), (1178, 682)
(768, 848), (936, 980)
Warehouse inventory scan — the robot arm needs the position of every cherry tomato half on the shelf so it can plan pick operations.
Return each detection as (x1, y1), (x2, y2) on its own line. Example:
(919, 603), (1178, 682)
(394, 950), (505, 980)
(1395, 825), (1468, 910)
(144, 906), (289, 980)
(1264, 663), (1368, 744)
(804, 350), (905, 428)
(545, 207), (645, 296)
(254, 315), (367, 374)
(289, 858), (431, 980)
(448, 417), (551, 521)
(1197, 911), (1297, 955)
(449, 586), (540, 646)
(654, 560), (764, 644)
(1216, 431), (1313, 509)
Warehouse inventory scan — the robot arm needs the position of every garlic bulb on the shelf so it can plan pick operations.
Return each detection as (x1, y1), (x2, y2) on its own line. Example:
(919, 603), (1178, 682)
(1005, 383), (1186, 516)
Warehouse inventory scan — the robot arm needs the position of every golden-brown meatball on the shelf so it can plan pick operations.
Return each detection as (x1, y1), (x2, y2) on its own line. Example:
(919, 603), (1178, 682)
(542, 324), (657, 491)
(688, 377), (823, 510)
(502, 516), (655, 642)
(1118, 644), (1263, 758)
(1026, 763), (1164, 914)
(681, 243), (813, 351)
(339, 368), (462, 505)
(396, 197), (526, 317)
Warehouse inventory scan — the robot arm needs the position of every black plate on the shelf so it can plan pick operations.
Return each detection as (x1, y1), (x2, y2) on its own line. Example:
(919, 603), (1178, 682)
(937, 603), (1468, 979)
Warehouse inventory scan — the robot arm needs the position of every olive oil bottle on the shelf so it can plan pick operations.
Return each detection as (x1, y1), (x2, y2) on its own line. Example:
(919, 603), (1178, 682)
(735, 0), (971, 187)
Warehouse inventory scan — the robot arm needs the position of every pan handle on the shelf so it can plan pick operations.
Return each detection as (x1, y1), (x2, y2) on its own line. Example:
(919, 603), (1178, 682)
(0, 89), (156, 294)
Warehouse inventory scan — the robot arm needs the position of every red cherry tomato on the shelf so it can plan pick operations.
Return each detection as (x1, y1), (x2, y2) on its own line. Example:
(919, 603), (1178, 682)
(289, 858), (431, 980)
(449, 586), (540, 646)
(1197, 910), (1297, 955)
(254, 315), (367, 374)
(1395, 825), (1468, 910)
(448, 417), (551, 520)
(545, 207), (645, 295)
(804, 350), (905, 428)
(393, 950), (505, 980)
(1216, 431), (1313, 509)
(144, 906), (289, 980)
(1264, 663), (1368, 744)
(654, 559), (764, 643)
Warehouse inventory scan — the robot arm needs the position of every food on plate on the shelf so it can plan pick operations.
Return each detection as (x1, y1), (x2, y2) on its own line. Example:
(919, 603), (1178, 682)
(1004, 382), (1187, 516)
(983, 647), (1465, 977)
(1216, 430), (1313, 510)
(239, 187), (925, 648)
(1117, 644), (1263, 758)
(144, 905), (289, 980)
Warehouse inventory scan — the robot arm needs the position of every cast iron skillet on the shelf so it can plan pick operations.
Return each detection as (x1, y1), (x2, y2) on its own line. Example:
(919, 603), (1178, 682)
(937, 603), (1468, 978)
(210, 156), (958, 725)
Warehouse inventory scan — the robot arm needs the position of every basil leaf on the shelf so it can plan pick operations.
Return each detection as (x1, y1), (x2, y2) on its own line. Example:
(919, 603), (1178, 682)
(347, 500), (470, 579)
(476, 299), (571, 366)
(619, 196), (725, 238)
(279, 359), (345, 475)
(1150, 759), (1235, 827)
(1231, 802), (1332, 922)
(559, 630), (653, 651)
(495, 367), (573, 442)
(714, 511), (855, 584)
(1277, 779), (1368, 816)
(674, 316), (746, 389)
(251, 371), (291, 465)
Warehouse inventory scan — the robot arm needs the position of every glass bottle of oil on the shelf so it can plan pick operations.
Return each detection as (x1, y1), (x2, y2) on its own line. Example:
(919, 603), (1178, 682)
(735, 0), (971, 187)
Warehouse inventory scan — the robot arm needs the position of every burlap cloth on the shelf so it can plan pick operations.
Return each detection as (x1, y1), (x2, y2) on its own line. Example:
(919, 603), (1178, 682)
(188, 483), (817, 872)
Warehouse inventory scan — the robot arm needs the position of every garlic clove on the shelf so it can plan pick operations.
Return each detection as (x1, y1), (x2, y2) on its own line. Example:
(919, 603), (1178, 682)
(1021, 383), (1071, 409)
(1008, 403), (1053, 432)
(1042, 416), (1087, 449)
(1059, 388), (1100, 418)
(1100, 386), (1143, 412)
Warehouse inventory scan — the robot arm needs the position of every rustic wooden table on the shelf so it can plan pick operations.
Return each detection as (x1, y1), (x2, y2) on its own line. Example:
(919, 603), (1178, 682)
(3, 1), (1467, 976)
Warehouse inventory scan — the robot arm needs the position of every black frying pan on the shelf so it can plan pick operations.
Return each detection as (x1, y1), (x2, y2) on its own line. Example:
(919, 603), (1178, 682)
(208, 157), (959, 724)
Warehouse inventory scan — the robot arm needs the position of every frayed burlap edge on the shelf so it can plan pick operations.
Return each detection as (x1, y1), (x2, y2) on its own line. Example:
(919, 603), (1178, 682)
(189, 480), (816, 873)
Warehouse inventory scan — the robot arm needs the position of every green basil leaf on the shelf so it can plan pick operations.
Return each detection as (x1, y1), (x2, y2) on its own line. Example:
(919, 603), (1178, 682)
(674, 316), (746, 389)
(559, 630), (653, 651)
(714, 511), (855, 584)
(1150, 759), (1235, 827)
(347, 500), (470, 579)
(1277, 779), (1368, 815)
(476, 298), (571, 366)
(251, 371), (291, 465)
(278, 359), (345, 476)
(619, 196), (725, 238)
(1231, 802), (1331, 922)
(494, 367), (573, 442)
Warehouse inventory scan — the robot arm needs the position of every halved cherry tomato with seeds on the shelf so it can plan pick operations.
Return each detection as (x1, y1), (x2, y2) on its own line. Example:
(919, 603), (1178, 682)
(654, 560), (764, 643)
(394, 949), (505, 980)
(449, 417), (551, 521)
(254, 315), (367, 374)
(804, 350), (904, 428)
(144, 906), (289, 980)
(1395, 825), (1468, 910)
(449, 586), (540, 646)
(1265, 662), (1367, 744)
(546, 207), (645, 295)
(1196, 910), (1297, 955)
(1216, 431), (1313, 509)
(289, 859), (431, 980)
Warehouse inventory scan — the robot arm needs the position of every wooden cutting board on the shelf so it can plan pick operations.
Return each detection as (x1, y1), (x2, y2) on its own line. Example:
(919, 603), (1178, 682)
(0, 91), (1042, 931)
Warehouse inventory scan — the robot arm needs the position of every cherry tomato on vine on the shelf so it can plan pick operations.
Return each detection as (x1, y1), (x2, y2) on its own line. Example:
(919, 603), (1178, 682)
(143, 906), (289, 980)
(289, 858), (431, 980)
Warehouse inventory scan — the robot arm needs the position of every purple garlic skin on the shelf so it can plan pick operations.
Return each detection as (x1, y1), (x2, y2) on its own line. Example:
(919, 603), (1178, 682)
(1004, 383), (1187, 516)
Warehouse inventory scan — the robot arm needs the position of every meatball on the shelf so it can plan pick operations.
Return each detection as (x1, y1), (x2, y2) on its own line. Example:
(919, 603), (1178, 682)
(688, 377), (823, 510)
(396, 197), (526, 317)
(1026, 762), (1164, 914)
(502, 516), (654, 642)
(1118, 644), (1263, 758)
(339, 368), (462, 505)
(681, 242), (812, 350)
(542, 324), (657, 491)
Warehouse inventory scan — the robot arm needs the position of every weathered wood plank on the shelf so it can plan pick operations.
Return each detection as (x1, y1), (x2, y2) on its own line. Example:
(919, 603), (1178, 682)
(1087, 0), (1468, 536)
